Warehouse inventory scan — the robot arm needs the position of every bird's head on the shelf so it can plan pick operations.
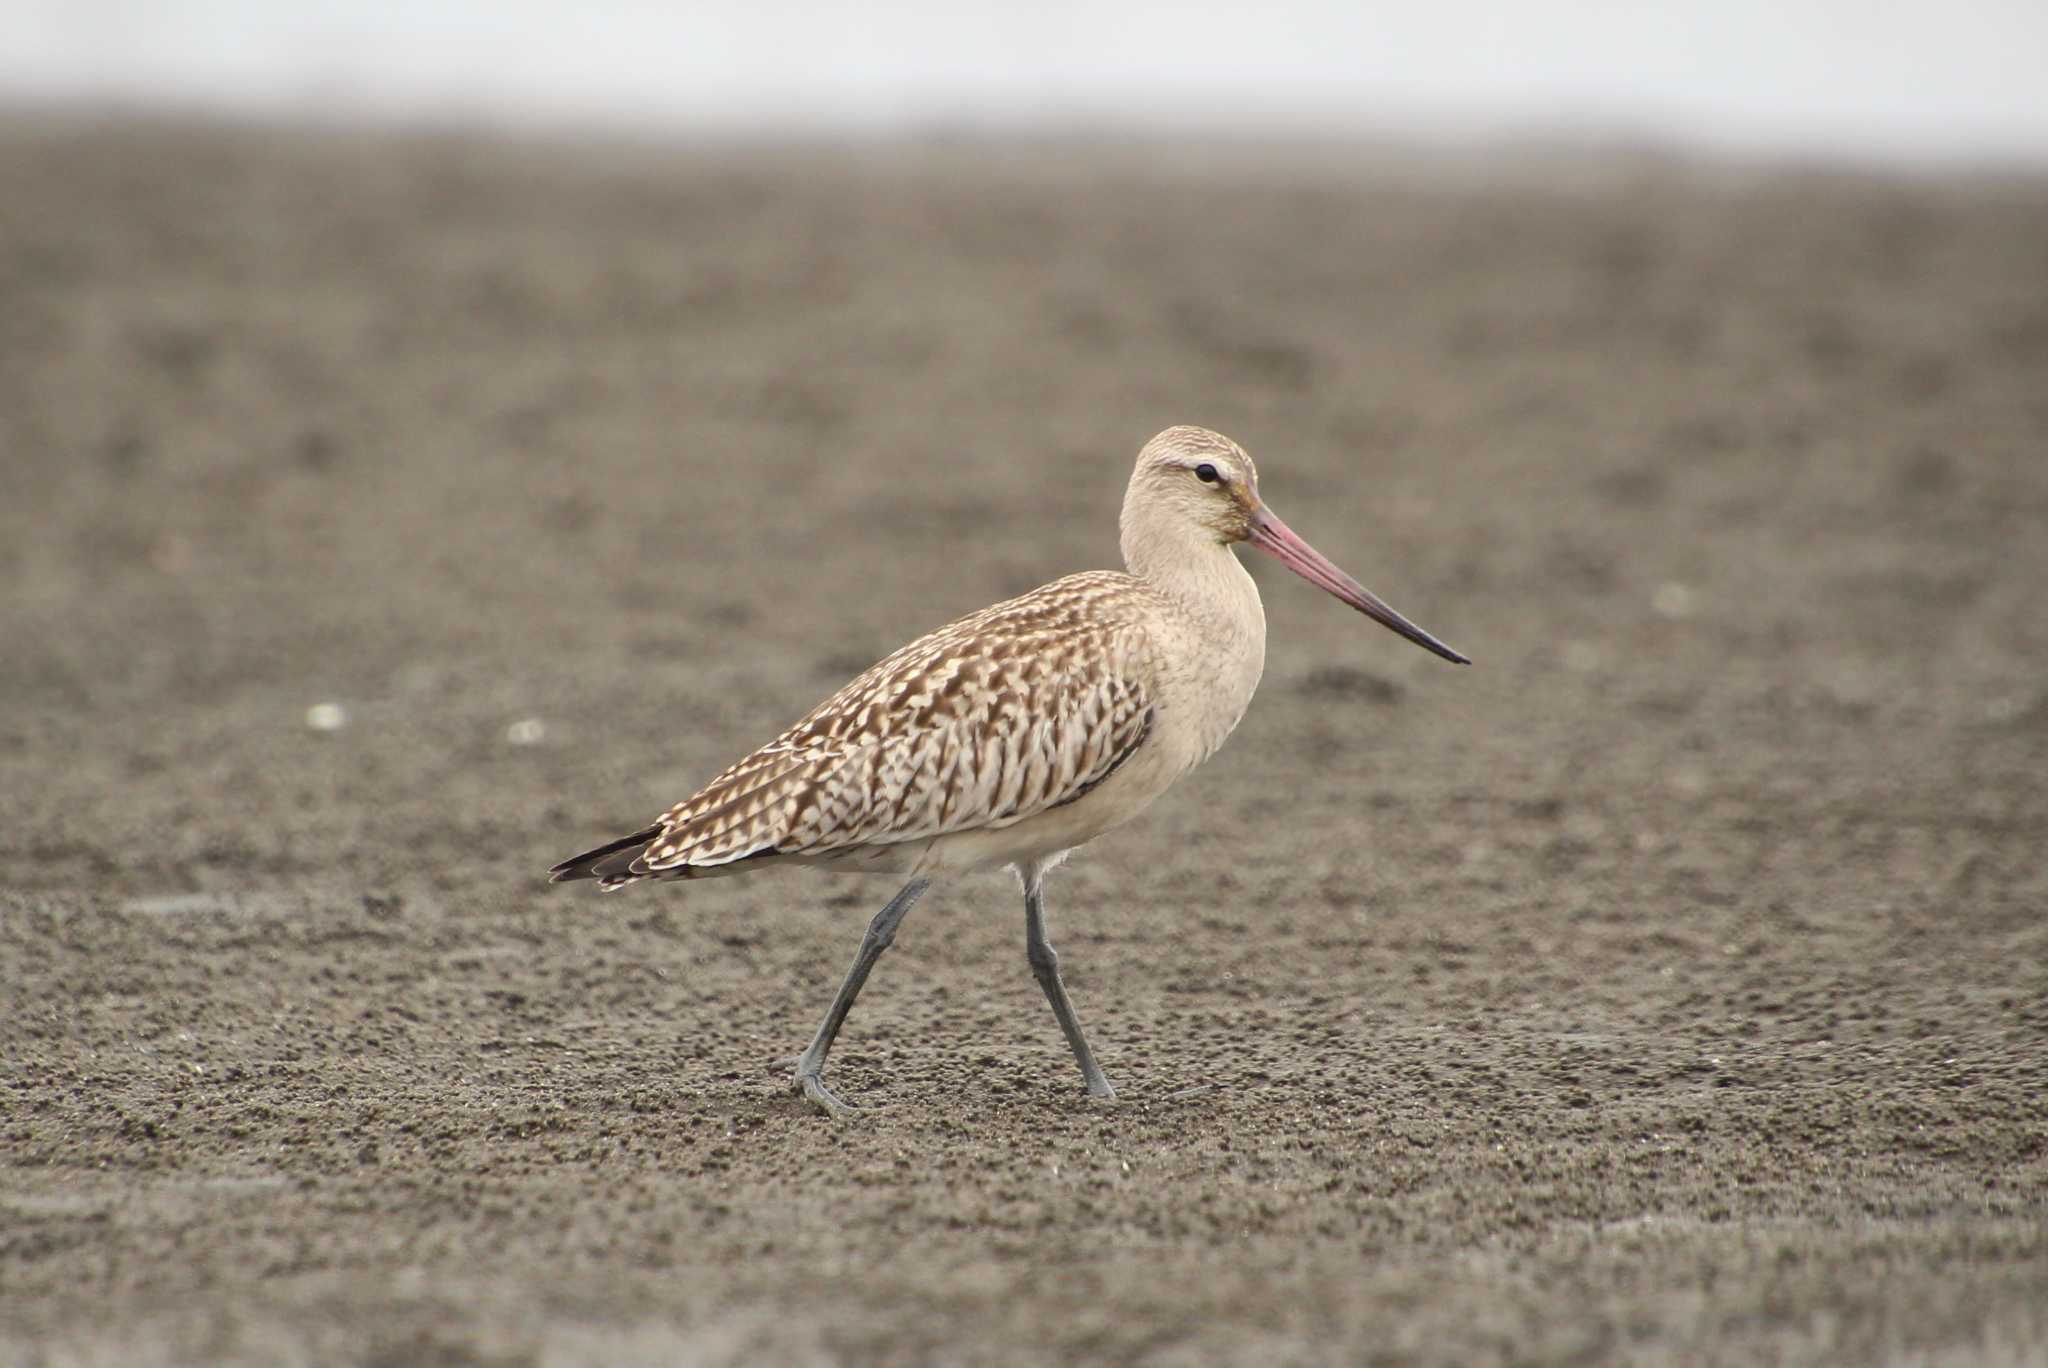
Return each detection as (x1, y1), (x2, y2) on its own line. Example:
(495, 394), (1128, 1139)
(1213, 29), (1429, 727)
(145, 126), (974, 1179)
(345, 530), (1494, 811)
(1123, 425), (1470, 665)
(1127, 425), (1265, 545)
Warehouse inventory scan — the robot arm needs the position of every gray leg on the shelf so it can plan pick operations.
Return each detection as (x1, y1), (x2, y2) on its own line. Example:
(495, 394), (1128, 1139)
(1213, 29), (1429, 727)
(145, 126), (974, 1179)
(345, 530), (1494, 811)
(1024, 872), (1116, 1099)
(791, 877), (930, 1117)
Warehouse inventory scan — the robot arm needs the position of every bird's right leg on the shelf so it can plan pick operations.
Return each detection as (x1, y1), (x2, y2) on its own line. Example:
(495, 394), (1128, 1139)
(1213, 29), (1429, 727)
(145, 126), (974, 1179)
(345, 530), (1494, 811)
(791, 877), (931, 1117)
(1023, 870), (1117, 1100)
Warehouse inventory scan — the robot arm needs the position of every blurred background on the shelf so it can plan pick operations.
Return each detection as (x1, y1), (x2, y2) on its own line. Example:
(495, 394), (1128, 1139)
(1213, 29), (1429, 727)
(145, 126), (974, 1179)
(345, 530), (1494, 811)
(5, 6), (2047, 1367)
(5, 0), (2048, 164)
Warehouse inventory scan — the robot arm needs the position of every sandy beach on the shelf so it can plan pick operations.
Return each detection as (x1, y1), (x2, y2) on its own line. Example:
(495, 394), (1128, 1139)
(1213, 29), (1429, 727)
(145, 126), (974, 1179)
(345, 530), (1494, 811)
(2, 116), (2044, 1364)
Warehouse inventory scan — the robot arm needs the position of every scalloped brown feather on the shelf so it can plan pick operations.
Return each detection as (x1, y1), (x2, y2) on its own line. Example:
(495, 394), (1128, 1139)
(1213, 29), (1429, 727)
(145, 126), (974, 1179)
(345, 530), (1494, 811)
(567, 571), (1163, 888)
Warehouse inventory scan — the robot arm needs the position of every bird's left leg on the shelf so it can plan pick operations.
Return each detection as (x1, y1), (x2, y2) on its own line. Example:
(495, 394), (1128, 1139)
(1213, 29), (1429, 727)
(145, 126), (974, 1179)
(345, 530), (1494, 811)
(1022, 868), (1116, 1099)
(791, 876), (930, 1117)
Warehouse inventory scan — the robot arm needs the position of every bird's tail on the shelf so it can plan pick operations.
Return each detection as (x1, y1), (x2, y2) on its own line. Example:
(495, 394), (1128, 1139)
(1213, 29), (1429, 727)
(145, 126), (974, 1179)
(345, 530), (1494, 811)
(548, 825), (664, 886)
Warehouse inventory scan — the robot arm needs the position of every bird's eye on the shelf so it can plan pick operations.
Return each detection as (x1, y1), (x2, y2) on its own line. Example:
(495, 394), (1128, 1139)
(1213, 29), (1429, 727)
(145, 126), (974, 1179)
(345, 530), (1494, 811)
(1194, 463), (1221, 485)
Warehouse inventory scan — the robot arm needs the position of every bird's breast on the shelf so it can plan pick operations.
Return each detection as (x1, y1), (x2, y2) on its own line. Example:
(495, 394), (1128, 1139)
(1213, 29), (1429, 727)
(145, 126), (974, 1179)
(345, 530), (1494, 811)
(1148, 573), (1267, 779)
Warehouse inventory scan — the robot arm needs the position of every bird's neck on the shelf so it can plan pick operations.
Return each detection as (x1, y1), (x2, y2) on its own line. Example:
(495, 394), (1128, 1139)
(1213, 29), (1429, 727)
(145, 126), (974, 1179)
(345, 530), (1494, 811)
(1121, 513), (1266, 648)
(1121, 507), (1267, 765)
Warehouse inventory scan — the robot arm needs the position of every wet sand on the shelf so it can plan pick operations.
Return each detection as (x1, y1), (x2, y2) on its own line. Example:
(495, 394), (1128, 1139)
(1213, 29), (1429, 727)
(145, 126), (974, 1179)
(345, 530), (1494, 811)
(2, 116), (2045, 1364)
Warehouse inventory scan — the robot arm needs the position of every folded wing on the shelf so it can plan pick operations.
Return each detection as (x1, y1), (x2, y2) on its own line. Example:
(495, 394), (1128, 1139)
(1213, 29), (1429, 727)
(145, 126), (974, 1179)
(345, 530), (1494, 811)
(550, 573), (1157, 888)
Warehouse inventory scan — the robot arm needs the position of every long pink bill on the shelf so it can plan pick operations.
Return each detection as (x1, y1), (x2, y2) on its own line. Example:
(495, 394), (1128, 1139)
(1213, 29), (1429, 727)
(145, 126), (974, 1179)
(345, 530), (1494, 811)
(1248, 507), (1471, 665)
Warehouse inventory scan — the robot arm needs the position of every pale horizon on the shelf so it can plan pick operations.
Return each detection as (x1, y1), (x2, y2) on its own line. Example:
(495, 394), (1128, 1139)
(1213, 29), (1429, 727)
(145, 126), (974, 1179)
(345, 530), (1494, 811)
(4, 1), (2046, 167)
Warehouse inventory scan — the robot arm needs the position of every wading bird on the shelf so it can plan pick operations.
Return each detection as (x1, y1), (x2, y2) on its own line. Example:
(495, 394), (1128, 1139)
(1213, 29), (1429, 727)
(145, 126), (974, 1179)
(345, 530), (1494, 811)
(551, 426), (1467, 1115)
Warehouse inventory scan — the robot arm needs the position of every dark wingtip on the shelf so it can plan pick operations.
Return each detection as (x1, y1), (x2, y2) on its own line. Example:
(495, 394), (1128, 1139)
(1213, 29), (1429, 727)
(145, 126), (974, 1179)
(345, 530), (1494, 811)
(548, 824), (664, 886)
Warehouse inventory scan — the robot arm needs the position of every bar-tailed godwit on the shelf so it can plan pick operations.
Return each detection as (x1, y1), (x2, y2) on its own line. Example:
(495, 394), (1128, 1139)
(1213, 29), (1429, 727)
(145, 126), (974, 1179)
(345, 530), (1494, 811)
(551, 426), (1467, 1115)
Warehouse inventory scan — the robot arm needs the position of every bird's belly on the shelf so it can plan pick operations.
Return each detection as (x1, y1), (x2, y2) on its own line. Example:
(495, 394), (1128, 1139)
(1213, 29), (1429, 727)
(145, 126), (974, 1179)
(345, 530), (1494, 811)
(909, 739), (1184, 877)
(918, 633), (1263, 877)
(782, 622), (1263, 883)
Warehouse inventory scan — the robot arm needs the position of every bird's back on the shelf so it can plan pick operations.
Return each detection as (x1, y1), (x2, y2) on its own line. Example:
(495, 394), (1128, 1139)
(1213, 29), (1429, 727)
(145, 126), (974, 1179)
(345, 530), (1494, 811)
(550, 572), (1165, 888)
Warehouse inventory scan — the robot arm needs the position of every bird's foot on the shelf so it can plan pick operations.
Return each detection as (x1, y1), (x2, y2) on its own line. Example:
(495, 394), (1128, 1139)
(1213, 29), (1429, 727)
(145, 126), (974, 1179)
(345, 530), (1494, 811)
(794, 1071), (861, 1119)
(1080, 1068), (1117, 1102)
